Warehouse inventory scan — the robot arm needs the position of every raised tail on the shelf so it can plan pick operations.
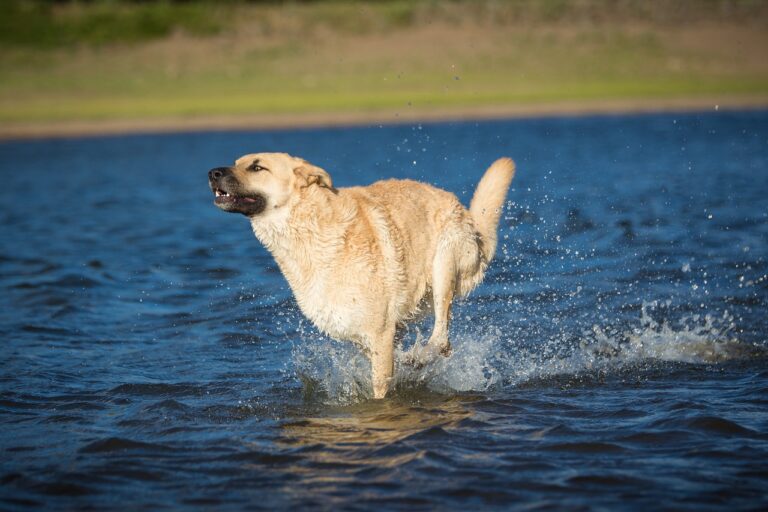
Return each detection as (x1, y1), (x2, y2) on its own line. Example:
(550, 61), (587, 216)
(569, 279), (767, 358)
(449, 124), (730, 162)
(469, 157), (516, 261)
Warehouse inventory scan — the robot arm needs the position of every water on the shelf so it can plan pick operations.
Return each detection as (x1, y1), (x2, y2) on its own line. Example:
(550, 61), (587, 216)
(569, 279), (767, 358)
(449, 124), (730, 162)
(1, 111), (767, 510)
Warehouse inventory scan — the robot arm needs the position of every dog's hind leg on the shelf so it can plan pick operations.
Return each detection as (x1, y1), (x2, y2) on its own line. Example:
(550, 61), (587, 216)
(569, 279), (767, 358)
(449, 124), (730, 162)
(427, 242), (456, 357)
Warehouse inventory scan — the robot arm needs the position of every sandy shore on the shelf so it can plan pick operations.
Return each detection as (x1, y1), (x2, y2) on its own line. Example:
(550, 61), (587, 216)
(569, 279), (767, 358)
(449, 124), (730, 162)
(2, 95), (767, 141)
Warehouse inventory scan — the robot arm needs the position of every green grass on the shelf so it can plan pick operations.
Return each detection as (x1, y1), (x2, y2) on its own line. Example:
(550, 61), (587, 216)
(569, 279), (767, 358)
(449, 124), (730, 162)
(1, 0), (767, 126)
(3, 0), (764, 49)
(3, 78), (764, 124)
(0, 1), (230, 48)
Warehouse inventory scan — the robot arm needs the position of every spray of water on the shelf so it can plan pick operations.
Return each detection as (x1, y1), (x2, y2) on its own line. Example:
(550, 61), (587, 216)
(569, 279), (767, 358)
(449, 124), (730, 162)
(291, 301), (763, 404)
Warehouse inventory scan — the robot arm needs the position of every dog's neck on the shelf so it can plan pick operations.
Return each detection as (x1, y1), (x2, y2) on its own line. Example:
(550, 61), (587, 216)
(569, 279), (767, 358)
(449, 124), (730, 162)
(250, 186), (351, 284)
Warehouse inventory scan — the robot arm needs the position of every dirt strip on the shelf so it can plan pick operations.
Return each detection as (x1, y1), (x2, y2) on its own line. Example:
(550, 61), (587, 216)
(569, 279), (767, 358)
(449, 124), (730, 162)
(2, 96), (767, 141)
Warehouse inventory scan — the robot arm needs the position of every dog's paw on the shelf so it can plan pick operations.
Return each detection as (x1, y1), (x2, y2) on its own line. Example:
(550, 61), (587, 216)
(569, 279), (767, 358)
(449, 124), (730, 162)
(402, 342), (451, 369)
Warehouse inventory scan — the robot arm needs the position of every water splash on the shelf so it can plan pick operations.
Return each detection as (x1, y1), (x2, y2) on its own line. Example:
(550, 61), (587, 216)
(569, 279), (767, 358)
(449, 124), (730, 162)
(292, 301), (764, 404)
(582, 302), (749, 364)
(292, 336), (372, 403)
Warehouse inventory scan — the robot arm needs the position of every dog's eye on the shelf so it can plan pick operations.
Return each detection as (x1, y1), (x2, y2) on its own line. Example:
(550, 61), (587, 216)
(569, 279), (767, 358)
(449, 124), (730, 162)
(247, 160), (268, 172)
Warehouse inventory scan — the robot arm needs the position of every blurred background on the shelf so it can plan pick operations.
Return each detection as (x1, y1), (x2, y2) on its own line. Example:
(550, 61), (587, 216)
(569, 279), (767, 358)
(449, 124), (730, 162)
(1, 0), (767, 138)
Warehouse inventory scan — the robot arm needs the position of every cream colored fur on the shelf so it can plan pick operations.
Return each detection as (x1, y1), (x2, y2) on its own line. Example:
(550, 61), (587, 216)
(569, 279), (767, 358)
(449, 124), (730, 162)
(222, 153), (515, 398)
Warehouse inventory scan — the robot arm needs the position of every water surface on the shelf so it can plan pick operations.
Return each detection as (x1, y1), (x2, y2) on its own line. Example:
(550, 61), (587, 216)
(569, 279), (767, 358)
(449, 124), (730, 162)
(1, 111), (767, 510)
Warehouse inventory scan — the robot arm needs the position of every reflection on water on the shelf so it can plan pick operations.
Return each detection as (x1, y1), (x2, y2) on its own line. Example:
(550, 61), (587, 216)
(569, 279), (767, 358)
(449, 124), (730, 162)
(281, 396), (473, 450)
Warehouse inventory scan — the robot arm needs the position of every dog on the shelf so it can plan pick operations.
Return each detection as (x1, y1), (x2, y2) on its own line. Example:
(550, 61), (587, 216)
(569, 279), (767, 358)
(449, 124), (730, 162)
(208, 153), (515, 398)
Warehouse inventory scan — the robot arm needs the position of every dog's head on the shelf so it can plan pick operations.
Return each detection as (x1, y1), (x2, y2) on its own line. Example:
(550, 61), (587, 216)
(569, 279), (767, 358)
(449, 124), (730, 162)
(208, 152), (333, 217)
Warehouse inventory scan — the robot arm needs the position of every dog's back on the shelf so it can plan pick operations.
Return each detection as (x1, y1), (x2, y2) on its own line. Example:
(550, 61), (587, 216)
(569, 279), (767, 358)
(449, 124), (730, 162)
(344, 158), (515, 324)
(343, 179), (466, 320)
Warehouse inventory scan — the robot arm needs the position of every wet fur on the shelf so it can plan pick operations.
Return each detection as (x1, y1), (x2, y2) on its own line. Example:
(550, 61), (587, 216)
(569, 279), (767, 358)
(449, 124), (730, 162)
(210, 153), (515, 398)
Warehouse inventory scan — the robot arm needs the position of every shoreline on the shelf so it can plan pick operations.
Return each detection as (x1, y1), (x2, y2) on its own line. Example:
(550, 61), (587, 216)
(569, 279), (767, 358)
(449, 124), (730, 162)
(2, 95), (767, 141)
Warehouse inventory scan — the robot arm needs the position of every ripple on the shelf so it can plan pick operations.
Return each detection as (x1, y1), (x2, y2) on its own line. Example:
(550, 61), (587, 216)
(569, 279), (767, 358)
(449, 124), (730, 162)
(42, 415), (84, 424)
(402, 426), (452, 442)
(20, 325), (80, 337)
(217, 451), (301, 465)
(648, 415), (761, 438)
(562, 207), (596, 234)
(32, 481), (96, 497)
(99, 467), (167, 482)
(683, 416), (761, 437)
(13, 273), (103, 290)
(80, 437), (174, 454)
(567, 474), (650, 487)
(0, 399), (41, 410)
(109, 383), (207, 398)
(145, 399), (191, 412)
(618, 430), (691, 445)
(542, 442), (626, 453)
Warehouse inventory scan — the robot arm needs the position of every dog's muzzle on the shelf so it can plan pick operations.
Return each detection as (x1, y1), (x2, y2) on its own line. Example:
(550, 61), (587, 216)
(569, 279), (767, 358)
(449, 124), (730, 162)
(208, 167), (267, 216)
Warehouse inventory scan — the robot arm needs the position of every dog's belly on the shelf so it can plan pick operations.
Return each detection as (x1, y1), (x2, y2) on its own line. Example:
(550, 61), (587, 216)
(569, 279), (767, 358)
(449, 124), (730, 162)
(293, 280), (371, 346)
(292, 272), (428, 351)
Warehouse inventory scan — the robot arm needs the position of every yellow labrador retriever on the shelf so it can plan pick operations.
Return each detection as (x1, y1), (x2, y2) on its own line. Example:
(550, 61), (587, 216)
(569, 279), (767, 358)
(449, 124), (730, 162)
(208, 153), (515, 398)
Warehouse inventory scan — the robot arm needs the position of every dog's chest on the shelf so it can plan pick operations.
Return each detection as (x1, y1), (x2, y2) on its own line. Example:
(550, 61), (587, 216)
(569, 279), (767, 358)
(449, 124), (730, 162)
(292, 273), (367, 343)
(254, 228), (368, 344)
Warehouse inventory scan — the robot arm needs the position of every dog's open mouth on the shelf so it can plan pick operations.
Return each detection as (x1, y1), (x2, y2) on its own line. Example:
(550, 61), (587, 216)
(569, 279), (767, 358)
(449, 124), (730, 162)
(213, 188), (258, 204)
(212, 188), (267, 215)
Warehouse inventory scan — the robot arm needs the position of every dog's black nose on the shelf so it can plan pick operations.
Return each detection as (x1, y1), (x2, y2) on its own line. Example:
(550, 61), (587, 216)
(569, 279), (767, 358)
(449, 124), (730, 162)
(208, 167), (231, 181)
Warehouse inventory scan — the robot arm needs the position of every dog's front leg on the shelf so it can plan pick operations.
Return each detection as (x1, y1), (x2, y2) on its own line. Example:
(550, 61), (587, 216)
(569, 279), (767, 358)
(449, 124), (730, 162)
(370, 326), (395, 399)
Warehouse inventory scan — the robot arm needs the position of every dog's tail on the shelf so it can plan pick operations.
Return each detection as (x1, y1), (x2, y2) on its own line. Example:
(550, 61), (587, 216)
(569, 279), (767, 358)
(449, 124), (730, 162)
(469, 157), (516, 261)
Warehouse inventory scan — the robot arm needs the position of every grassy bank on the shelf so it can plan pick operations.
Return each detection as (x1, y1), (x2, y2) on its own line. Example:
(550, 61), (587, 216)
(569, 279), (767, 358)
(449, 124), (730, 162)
(1, 0), (767, 134)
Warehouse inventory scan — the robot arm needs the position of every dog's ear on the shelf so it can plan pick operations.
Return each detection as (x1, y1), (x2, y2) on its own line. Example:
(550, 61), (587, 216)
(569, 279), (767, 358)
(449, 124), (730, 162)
(293, 162), (334, 191)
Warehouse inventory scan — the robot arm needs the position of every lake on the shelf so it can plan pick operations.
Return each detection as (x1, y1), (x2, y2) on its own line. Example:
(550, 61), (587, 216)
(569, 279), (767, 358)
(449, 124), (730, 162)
(1, 110), (767, 510)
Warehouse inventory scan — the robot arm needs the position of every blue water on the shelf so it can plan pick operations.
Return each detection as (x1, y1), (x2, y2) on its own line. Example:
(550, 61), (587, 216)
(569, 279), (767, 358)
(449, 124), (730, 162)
(1, 111), (767, 510)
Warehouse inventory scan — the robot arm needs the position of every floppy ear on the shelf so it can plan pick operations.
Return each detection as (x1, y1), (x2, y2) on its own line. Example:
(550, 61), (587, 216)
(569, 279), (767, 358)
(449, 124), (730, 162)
(293, 163), (334, 191)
